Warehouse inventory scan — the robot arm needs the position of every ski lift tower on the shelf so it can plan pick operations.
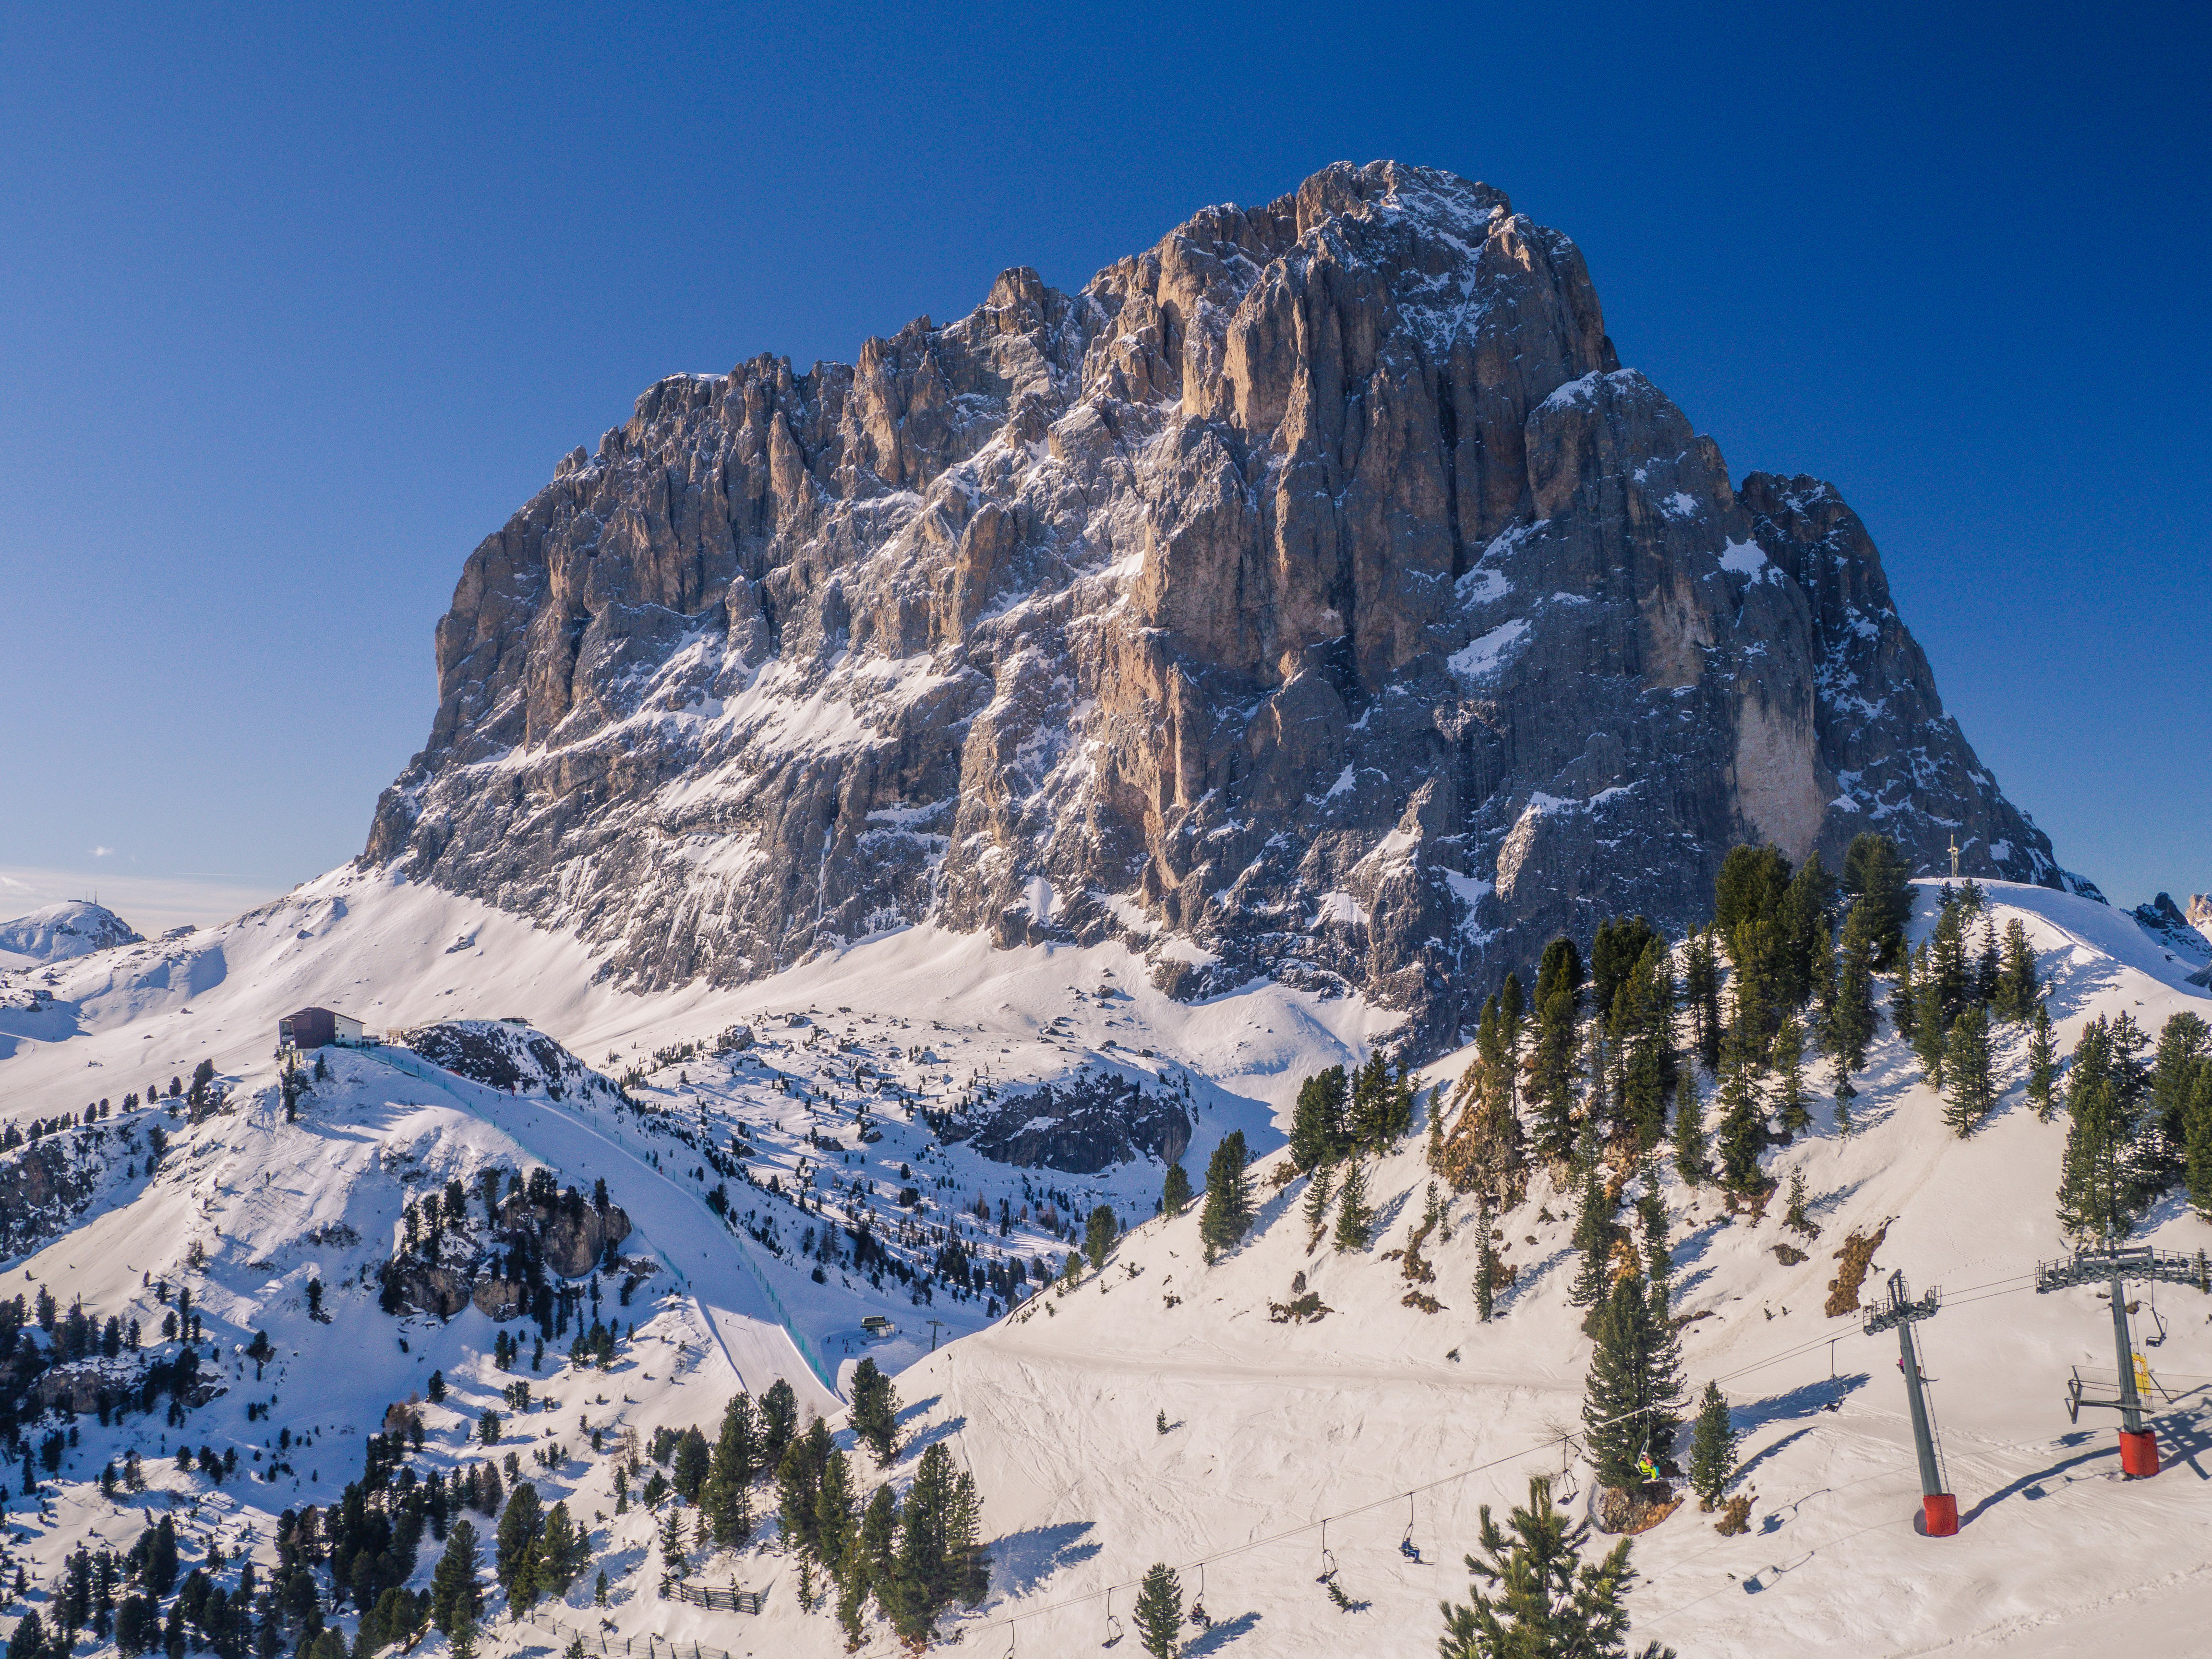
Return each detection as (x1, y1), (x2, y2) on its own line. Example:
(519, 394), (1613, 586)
(1864, 1270), (1957, 1536)
(2034, 1244), (2211, 1477)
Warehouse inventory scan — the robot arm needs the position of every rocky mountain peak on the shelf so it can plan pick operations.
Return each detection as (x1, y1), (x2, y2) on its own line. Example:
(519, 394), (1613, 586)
(364, 161), (2066, 1052)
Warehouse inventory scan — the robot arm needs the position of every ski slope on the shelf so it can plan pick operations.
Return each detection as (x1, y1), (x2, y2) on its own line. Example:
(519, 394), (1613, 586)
(2, 876), (2209, 1657)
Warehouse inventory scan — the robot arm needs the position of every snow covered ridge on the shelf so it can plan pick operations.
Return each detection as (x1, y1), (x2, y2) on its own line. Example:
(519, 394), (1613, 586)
(0, 875), (2208, 1655)
(0, 901), (141, 966)
(361, 158), (2066, 1052)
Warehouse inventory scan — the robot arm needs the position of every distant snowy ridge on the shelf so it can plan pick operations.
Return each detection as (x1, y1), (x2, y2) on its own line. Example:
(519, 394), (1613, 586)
(0, 899), (141, 963)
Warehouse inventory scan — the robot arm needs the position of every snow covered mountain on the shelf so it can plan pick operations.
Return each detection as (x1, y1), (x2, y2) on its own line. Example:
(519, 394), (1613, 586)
(0, 902), (141, 967)
(363, 160), (2069, 1051)
(2, 871), (2209, 1657)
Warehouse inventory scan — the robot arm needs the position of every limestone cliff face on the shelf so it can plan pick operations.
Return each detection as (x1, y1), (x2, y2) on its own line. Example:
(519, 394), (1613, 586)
(366, 161), (2065, 1050)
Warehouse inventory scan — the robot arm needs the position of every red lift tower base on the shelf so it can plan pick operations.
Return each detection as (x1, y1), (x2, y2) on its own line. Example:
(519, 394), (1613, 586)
(1921, 1494), (1959, 1537)
(2119, 1430), (2160, 1478)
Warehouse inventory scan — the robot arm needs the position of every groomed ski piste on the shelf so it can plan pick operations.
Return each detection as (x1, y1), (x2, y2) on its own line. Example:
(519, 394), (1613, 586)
(1, 869), (2208, 1657)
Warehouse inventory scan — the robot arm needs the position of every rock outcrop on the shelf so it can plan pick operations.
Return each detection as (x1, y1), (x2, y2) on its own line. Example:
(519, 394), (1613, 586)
(365, 161), (2068, 1051)
(403, 1020), (615, 1103)
(383, 1180), (632, 1320)
(2133, 892), (2212, 965)
(941, 1072), (1191, 1174)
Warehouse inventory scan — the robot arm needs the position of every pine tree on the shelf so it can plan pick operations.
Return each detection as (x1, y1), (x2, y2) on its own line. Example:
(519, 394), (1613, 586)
(1841, 831), (1913, 968)
(1332, 1162), (1372, 1252)
(1582, 1271), (1684, 1491)
(1566, 1167), (1616, 1320)
(1636, 1172), (1671, 1287)
(529, 1502), (588, 1598)
(704, 1394), (758, 1544)
(447, 1621), (475, 1659)
(1301, 1163), (1335, 1250)
(1681, 931), (1724, 1075)
(1713, 1033), (1767, 1198)
(1670, 1076), (1706, 1187)
(1777, 852), (1835, 1010)
(2147, 1012), (2210, 1187)
(672, 1425), (711, 1502)
(2185, 1065), (2212, 1222)
(1534, 935), (1586, 1012)
(860, 1484), (899, 1594)
(1972, 915), (2001, 1007)
(1782, 1166), (1815, 1236)
(835, 1566), (867, 1652)
(1685, 1382), (1736, 1511)
(1890, 944), (1918, 1046)
(1133, 1563), (1183, 1659)
(1942, 1004), (1995, 1136)
(1084, 1204), (1118, 1272)
(776, 1428), (826, 1561)
(1770, 1016), (1809, 1138)
(1288, 1068), (1348, 1172)
(850, 1360), (899, 1467)
(814, 1448), (857, 1584)
(495, 1481), (542, 1595)
(429, 1521), (480, 1635)
(1590, 916), (1659, 1027)
(1160, 1162), (1191, 1216)
(2025, 1002), (2059, 1122)
(1927, 901), (1971, 1027)
(884, 1444), (989, 1649)
(1529, 986), (1581, 1165)
(1197, 1132), (1252, 1260)
(1460, 994), (1531, 1202)
(759, 1379), (799, 1471)
(1474, 1188), (1497, 1322)
(1828, 901), (1878, 1067)
(1724, 915), (1778, 1069)
(1438, 1476), (1675, 1659)
(1912, 954), (1948, 1089)
(2057, 1014), (2154, 1243)
(657, 1506), (687, 1588)
(1994, 919), (2039, 1022)
(1563, 1019), (1599, 1142)
(1614, 941), (1678, 1150)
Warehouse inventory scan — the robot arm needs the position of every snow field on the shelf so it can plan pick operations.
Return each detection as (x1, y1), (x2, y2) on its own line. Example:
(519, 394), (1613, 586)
(2, 876), (2209, 1656)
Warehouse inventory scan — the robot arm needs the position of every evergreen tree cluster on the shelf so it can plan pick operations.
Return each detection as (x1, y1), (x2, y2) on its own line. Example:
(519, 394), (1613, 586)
(1892, 880), (2041, 1136)
(775, 1411), (988, 1651)
(1287, 1057), (1417, 1173)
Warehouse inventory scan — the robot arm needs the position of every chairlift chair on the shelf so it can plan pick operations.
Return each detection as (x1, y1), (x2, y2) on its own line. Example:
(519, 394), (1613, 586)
(1399, 1495), (1423, 1562)
(1188, 1563), (1212, 1629)
(1101, 1586), (1124, 1648)
(1316, 1519), (1338, 1583)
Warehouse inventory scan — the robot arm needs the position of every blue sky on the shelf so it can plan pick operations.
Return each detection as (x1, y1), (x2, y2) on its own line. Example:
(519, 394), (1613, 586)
(1, 0), (2204, 932)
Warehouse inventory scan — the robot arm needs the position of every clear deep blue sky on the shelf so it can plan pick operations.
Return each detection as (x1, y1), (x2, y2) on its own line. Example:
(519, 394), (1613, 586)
(2, 0), (2204, 931)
